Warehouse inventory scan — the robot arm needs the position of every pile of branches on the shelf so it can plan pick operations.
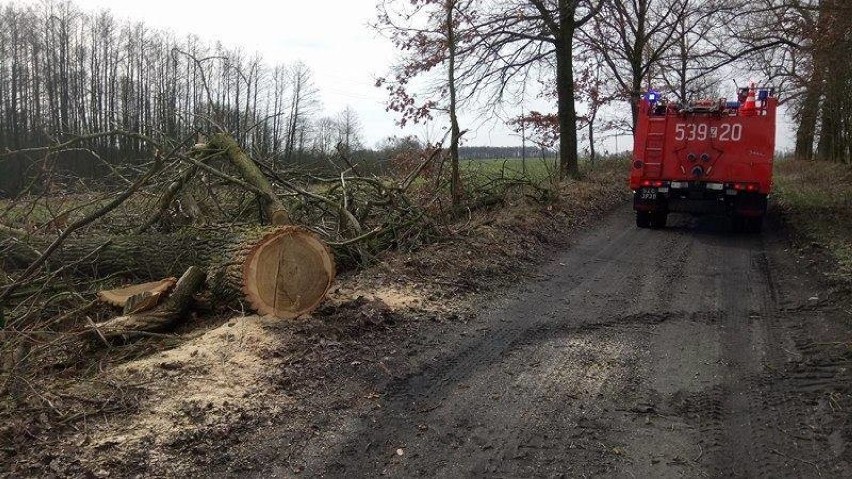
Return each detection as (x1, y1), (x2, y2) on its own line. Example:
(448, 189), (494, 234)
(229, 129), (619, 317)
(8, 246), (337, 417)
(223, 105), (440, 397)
(0, 129), (450, 413)
(264, 146), (443, 265)
(0, 125), (562, 445)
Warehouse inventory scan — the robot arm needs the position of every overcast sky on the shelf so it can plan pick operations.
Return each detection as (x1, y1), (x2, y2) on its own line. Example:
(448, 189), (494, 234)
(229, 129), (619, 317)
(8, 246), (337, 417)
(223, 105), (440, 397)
(18, 0), (795, 151)
(61, 0), (407, 147)
(41, 0), (527, 149)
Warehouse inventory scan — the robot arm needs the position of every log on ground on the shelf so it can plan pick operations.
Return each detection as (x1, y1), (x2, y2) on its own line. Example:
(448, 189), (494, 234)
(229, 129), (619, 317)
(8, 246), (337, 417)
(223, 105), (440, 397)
(2, 226), (335, 319)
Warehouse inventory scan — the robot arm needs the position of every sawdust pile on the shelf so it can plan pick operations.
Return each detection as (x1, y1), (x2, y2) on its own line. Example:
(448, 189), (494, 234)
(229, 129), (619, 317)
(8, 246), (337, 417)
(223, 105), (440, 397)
(79, 316), (292, 465)
(70, 283), (433, 472)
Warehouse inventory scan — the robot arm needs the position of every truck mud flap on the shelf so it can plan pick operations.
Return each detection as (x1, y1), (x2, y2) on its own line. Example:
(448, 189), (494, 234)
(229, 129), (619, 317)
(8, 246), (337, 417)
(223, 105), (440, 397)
(733, 194), (768, 217)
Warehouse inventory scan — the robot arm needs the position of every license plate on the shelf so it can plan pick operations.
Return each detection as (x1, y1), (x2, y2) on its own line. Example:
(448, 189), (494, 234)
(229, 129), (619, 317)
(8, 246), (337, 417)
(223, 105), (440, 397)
(640, 189), (658, 201)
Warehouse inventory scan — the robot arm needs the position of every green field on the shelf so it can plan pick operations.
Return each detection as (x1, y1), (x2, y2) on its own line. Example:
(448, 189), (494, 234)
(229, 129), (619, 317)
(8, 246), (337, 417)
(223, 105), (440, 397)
(460, 155), (628, 183)
(460, 157), (558, 183)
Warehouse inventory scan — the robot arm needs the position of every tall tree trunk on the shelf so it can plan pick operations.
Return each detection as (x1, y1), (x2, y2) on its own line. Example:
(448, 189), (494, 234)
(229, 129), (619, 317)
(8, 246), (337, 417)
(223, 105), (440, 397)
(556, 27), (580, 179)
(818, 59), (844, 162)
(795, 74), (822, 161)
(446, 0), (462, 208)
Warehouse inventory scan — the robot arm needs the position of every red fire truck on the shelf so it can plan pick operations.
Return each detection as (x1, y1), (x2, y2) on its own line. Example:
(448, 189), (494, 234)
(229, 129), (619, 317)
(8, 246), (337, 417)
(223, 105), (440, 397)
(630, 84), (777, 232)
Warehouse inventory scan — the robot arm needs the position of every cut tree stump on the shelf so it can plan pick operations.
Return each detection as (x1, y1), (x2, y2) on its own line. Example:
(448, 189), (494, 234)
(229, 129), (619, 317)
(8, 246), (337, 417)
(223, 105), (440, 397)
(241, 227), (335, 318)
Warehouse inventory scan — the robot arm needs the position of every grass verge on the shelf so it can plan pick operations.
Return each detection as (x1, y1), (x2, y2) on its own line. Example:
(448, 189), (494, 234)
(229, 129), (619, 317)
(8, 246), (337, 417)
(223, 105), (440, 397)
(773, 160), (852, 287)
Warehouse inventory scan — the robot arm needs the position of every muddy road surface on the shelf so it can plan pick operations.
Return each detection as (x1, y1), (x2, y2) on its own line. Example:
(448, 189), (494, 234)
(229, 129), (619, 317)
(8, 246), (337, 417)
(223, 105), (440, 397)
(252, 207), (852, 478)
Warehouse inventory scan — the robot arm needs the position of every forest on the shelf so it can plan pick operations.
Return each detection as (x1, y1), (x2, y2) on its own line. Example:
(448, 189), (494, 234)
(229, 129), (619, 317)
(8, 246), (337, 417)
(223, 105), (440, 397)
(0, 0), (849, 193)
(0, 1), (390, 196)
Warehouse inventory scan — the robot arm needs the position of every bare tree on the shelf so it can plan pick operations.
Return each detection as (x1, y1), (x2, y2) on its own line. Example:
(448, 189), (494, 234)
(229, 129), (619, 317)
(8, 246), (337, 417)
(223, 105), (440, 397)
(656, 0), (739, 103)
(581, 0), (690, 130)
(335, 106), (364, 155)
(284, 61), (319, 163)
(445, 0), (463, 206)
(735, 0), (850, 162)
(378, 0), (604, 180)
(375, 0), (469, 202)
(311, 116), (337, 158)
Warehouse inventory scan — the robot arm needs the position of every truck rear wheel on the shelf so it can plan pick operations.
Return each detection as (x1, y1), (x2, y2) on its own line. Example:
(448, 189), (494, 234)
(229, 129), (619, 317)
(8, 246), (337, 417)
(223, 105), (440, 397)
(636, 212), (651, 228)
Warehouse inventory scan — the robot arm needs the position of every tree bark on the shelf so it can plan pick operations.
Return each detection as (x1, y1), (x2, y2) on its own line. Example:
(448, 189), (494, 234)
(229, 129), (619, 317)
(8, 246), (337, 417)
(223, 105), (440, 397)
(795, 75), (822, 161)
(556, 24), (580, 179)
(2, 225), (335, 319)
(796, 32), (826, 162)
(203, 133), (290, 225)
(817, 59), (844, 162)
(446, 0), (462, 208)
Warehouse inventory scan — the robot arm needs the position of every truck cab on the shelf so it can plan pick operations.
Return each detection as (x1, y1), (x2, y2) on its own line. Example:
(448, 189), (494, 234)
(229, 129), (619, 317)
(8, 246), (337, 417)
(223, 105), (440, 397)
(630, 85), (777, 232)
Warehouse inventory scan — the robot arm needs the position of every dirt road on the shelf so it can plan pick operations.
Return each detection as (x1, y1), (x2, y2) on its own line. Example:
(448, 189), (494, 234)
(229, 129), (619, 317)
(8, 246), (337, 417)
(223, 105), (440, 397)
(248, 207), (851, 478)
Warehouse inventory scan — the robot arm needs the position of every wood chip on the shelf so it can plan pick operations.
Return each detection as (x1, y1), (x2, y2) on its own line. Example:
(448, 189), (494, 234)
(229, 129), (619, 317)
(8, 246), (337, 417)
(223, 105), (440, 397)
(98, 278), (178, 307)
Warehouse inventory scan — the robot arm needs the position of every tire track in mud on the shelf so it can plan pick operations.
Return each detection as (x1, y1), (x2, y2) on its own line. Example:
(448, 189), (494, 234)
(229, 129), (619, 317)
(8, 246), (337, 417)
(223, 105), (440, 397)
(454, 228), (694, 477)
(624, 224), (769, 477)
(254, 207), (852, 479)
(399, 224), (643, 400)
(657, 227), (851, 478)
(297, 211), (659, 477)
(700, 233), (778, 477)
(756, 269), (852, 479)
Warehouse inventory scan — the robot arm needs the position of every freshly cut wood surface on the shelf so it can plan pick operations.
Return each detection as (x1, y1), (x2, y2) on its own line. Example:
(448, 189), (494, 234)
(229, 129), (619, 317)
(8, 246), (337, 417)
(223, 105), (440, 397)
(123, 291), (167, 314)
(242, 227), (335, 318)
(98, 278), (178, 307)
(92, 267), (206, 340)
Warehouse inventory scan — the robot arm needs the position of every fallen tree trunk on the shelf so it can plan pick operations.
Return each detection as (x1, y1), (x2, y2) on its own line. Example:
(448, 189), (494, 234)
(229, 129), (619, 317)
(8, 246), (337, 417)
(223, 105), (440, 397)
(2, 225), (336, 319)
(2, 134), (336, 320)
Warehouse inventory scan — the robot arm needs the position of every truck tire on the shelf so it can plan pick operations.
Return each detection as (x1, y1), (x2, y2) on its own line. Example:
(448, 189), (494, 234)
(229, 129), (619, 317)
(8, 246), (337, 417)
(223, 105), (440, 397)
(650, 212), (668, 229)
(636, 212), (651, 228)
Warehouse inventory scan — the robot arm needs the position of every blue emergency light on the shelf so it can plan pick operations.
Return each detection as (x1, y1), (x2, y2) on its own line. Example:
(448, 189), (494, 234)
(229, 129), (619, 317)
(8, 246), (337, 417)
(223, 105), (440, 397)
(646, 90), (659, 103)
